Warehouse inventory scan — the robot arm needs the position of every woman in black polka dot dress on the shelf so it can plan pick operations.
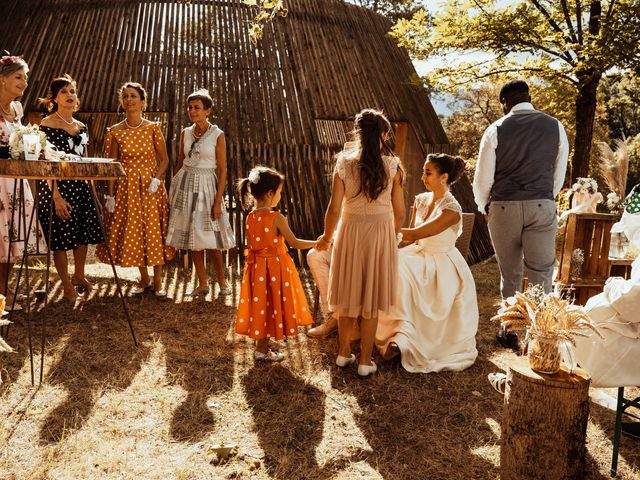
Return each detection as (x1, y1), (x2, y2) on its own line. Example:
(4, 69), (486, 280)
(37, 75), (102, 302)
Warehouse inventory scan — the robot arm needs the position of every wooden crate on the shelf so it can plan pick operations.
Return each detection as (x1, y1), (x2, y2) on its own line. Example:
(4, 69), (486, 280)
(555, 213), (617, 305)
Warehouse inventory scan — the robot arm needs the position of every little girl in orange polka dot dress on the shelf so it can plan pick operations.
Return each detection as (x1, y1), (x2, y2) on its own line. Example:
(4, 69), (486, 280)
(236, 166), (316, 362)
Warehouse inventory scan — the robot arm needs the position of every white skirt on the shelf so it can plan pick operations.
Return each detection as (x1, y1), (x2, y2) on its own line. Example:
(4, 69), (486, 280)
(166, 166), (235, 250)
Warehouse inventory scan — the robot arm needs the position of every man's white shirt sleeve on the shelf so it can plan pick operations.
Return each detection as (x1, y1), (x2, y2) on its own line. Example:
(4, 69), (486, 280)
(553, 121), (569, 197)
(473, 123), (497, 214)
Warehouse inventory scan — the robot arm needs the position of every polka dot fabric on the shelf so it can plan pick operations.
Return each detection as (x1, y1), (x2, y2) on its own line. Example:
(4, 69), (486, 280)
(38, 126), (103, 251)
(236, 210), (312, 340)
(623, 185), (640, 214)
(96, 123), (175, 266)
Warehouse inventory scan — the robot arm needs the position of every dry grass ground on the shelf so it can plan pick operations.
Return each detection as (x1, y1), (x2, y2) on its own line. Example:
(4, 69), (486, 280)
(0, 253), (639, 480)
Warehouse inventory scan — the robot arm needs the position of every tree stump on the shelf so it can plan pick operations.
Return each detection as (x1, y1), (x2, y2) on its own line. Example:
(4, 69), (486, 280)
(501, 357), (591, 480)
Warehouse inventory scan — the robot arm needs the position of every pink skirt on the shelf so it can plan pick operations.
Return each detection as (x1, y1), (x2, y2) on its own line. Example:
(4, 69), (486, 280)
(0, 178), (47, 262)
(328, 211), (397, 319)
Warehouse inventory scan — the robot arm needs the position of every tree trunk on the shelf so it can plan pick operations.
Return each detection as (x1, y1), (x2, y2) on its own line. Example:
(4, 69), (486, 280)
(501, 357), (591, 480)
(571, 73), (601, 182)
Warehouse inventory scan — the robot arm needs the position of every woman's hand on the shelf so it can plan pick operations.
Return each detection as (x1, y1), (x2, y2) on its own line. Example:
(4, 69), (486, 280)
(54, 195), (72, 220)
(400, 228), (416, 244)
(212, 199), (222, 220)
(316, 234), (332, 251)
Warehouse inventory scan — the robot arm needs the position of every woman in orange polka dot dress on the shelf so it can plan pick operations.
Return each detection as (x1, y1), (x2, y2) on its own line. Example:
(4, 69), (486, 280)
(97, 82), (175, 295)
(236, 166), (316, 362)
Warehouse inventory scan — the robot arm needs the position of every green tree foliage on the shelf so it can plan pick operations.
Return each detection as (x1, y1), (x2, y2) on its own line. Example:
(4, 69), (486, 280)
(627, 134), (640, 191)
(601, 73), (640, 140)
(443, 78), (608, 174)
(348, 0), (426, 21)
(390, 0), (640, 182)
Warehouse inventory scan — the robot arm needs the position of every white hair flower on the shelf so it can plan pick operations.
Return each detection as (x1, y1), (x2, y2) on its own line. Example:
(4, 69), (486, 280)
(249, 170), (260, 184)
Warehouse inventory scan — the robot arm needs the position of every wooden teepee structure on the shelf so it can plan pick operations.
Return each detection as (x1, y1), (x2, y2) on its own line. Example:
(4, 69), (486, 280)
(1, 0), (493, 263)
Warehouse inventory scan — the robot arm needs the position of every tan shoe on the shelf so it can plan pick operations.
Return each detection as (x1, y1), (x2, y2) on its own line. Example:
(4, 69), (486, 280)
(307, 316), (338, 338)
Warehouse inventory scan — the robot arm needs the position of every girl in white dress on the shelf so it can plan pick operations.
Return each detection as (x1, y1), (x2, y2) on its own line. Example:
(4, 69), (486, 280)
(167, 89), (235, 296)
(376, 153), (479, 373)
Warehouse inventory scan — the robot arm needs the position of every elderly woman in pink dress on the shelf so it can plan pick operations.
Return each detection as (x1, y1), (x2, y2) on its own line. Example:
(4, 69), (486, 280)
(0, 54), (46, 311)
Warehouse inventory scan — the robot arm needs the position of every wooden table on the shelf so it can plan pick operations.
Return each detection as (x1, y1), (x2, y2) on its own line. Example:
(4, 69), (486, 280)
(0, 158), (135, 385)
(608, 257), (635, 280)
(0, 157), (125, 180)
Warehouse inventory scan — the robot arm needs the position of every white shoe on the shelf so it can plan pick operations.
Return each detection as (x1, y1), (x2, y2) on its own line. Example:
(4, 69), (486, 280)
(336, 354), (356, 367)
(154, 289), (167, 298)
(357, 361), (377, 377)
(131, 281), (152, 294)
(254, 350), (285, 362)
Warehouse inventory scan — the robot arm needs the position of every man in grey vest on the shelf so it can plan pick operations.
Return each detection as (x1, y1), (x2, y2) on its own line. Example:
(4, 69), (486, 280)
(474, 80), (569, 302)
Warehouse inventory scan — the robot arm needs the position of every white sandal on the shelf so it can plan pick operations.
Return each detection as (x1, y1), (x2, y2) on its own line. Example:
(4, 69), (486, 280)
(254, 350), (285, 362)
(488, 372), (507, 395)
(336, 354), (356, 367)
(357, 361), (377, 377)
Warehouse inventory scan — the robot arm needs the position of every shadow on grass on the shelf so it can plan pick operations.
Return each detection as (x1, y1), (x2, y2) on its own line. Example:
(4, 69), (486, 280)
(329, 355), (503, 480)
(162, 299), (236, 441)
(587, 400), (640, 477)
(38, 297), (150, 444)
(243, 364), (352, 479)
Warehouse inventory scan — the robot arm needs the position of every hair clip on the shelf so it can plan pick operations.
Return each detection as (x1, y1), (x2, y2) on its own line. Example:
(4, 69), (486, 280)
(0, 52), (23, 66)
(249, 170), (260, 184)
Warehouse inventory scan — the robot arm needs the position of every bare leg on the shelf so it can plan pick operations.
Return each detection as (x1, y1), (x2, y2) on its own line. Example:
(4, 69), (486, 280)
(0, 262), (14, 303)
(338, 316), (355, 358)
(71, 245), (93, 290)
(256, 337), (269, 354)
(191, 250), (208, 290)
(53, 250), (77, 301)
(209, 249), (229, 289)
(138, 267), (150, 288)
(153, 265), (163, 292)
(359, 316), (378, 366)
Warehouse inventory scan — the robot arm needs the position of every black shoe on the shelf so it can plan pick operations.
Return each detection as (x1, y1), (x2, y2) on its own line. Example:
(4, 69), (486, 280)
(496, 328), (520, 352)
(622, 422), (640, 440)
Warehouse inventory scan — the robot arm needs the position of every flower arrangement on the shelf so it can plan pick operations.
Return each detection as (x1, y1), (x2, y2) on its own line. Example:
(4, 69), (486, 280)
(8, 123), (46, 160)
(606, 192), (621, 213)
(565, 177), (598, 199)
(492, 285), (602, 373)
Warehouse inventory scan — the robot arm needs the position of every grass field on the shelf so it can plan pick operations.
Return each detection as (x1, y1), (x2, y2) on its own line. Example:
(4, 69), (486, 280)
(0, 254), (638, 479)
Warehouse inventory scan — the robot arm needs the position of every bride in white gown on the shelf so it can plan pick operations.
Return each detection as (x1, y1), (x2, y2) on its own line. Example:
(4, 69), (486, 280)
(376, 154), (479, 373)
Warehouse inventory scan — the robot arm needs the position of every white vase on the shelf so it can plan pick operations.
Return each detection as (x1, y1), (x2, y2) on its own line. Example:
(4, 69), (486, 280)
(23, 134), (41, 161)
(571, 192), (598, 213)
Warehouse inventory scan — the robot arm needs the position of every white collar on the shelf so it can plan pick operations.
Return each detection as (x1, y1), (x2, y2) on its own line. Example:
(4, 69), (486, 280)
(510, 102), (535, 112)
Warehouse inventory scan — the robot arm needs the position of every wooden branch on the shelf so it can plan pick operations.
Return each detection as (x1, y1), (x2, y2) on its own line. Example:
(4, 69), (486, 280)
(576, 0), (584, 43)
(589, 1), (602, 35)
(530, 0), (566, 35)
(559, 0), (579, 43)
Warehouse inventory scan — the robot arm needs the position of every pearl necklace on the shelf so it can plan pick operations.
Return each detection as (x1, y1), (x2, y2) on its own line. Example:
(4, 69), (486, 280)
(125, 117), (144, 129)
(193, 122), (210, 139)
(55, 111), (76, 126)
(0, 102), (14, 119)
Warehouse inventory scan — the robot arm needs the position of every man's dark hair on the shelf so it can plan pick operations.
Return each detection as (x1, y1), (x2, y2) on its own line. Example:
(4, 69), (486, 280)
(499, 80), (530, 104)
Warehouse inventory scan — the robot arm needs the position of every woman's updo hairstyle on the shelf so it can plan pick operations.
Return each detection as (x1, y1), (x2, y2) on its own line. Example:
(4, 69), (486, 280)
(427, 153), (466, 185)
(187, 88), (213, 110)
(237, 165), (284, 211)
(119, 81), (147, 106)
(0, 54), (28, 78)
(353, 108), (398, 201)
(39, 74), (78, 112)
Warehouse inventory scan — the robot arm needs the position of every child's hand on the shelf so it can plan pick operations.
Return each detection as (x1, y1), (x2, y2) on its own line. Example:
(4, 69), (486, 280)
(316, 235), (331, 251)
